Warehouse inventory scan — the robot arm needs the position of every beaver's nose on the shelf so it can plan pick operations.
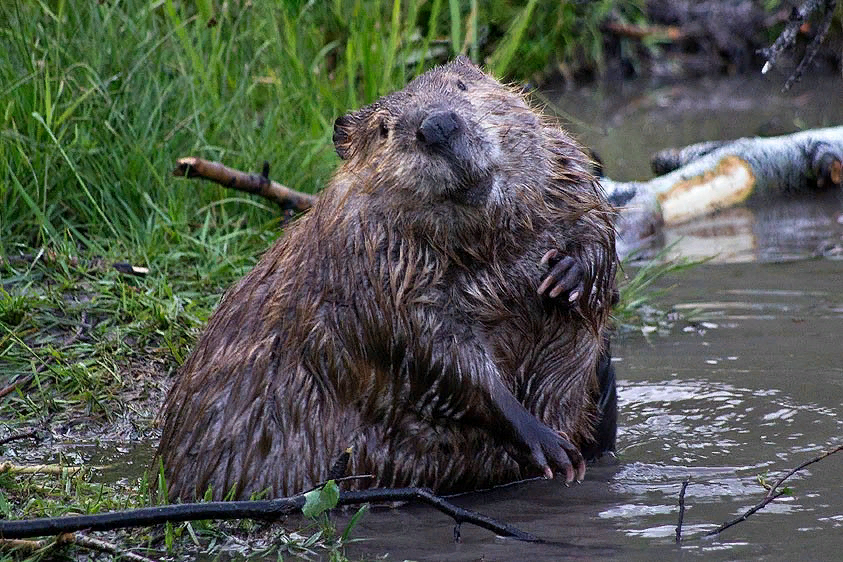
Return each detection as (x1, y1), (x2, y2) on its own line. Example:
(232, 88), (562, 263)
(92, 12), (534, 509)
(416, 111), (462, 147)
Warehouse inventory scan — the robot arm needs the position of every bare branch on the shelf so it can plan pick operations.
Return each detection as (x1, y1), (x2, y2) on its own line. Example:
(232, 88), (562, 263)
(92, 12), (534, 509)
(781, 1), (838, 91)
(0, 253), (147, 277)
(759, 0), (838, 90)
(703, 443), (843, 538)
(173, 157), (317, 212)
(0, 487), (538, 542)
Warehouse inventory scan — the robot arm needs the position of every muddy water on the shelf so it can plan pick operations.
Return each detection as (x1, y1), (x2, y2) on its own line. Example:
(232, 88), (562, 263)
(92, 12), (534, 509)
(343, 77), (843, 560)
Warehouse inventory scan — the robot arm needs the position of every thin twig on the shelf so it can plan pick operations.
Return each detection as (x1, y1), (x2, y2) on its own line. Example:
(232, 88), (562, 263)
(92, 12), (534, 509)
(303, 474), (375, 494)
(675, 477), (689, 543)
(761, 0), (824, 71)
(760, 0), (838, 90)
(0, 376), (32, 400)
(0, 253), (147, 276)
(763, 443), (843, 501)
(704, 443), (843, 537)
(781, 0), (837, 91)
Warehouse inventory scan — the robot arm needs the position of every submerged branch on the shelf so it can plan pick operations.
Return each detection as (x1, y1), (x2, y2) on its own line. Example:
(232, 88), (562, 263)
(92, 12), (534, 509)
(675, 477), (690, 543)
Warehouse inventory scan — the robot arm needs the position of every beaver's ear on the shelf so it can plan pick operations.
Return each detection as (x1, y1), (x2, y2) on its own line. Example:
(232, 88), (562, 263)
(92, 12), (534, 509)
(450, 55), (484, 78)
(333, 114), (356, 160)
(452, 54), (474, 67)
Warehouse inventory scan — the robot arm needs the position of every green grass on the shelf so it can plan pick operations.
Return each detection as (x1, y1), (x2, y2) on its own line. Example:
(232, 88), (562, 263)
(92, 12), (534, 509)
(1, 0), (657, 559)
(613, 246), (710, 333)
(0, 0), (650, 252)
(0, 467), (364, 561)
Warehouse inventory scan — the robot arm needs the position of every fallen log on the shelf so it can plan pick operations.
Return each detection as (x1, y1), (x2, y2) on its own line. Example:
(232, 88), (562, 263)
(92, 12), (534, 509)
(603, 126), (843, 255)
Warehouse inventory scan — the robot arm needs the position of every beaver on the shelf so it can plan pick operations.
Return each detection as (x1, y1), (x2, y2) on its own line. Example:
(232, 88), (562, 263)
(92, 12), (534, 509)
(156, 56), (618, 501)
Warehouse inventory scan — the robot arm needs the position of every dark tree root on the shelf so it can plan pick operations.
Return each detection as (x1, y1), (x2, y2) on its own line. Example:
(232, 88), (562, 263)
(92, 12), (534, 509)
(0, 487), (538, 542)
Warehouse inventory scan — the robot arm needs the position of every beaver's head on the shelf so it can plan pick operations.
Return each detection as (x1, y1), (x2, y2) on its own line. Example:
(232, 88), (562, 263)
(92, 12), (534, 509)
(330, 57), (604, 251)
(334, 57), (557, 209)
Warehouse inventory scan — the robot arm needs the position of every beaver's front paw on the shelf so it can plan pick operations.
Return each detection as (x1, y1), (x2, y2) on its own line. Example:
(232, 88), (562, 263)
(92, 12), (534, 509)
(516, 419), (586, 483)
(537, 249), (584, 304)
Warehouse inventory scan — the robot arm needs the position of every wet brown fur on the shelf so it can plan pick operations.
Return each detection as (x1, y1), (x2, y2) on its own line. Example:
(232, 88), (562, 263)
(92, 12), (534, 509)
(156, 56), (617, 501)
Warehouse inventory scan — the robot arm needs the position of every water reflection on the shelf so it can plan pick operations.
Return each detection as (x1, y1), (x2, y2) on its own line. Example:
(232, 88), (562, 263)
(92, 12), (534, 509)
(661, 194), (843, 263)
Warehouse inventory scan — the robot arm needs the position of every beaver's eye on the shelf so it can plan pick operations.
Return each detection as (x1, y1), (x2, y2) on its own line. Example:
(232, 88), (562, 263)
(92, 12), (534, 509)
(456, 80), (467, 91)
(379, 119), (389, 138)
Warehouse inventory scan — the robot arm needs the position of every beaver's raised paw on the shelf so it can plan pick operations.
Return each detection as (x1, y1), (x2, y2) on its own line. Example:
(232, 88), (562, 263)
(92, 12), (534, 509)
(538, 249), (584, 304)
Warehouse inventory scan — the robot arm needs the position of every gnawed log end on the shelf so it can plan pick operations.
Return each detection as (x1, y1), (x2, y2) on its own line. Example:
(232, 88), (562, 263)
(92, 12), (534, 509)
(173, 157), (202, 179)
(657, 155), (756, 226)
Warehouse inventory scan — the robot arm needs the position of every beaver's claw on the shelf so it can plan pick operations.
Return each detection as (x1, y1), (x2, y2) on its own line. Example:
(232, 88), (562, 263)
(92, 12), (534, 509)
(525, 422), (586, 483)
(538, 249), (584, 304)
